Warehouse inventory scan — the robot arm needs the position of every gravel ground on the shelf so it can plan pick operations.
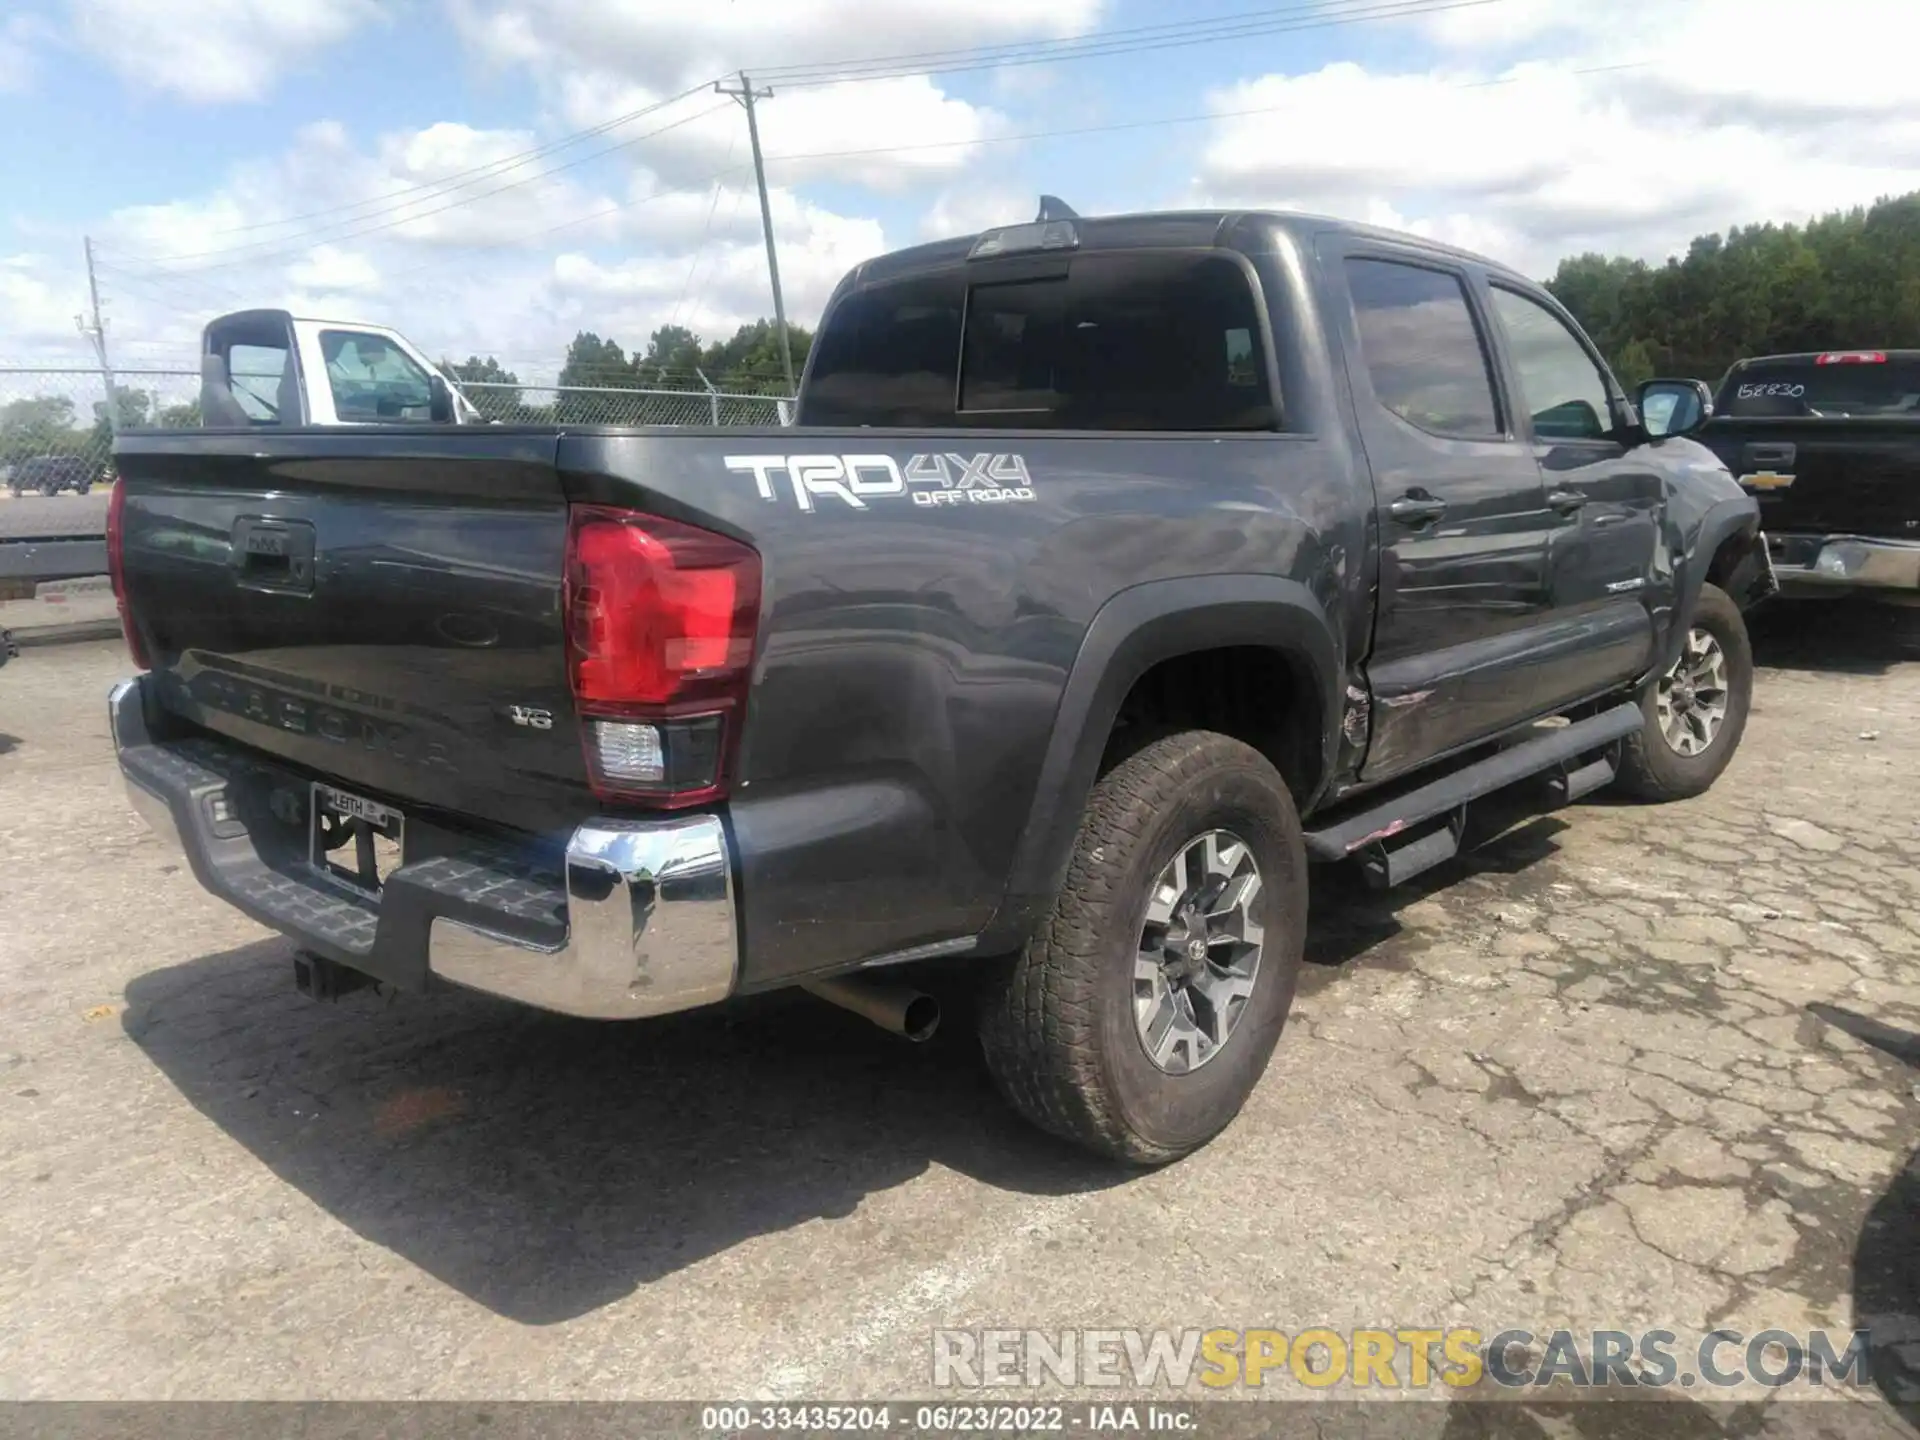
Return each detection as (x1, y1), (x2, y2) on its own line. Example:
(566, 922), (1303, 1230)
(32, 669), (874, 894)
(1, 606), (1918, 1434)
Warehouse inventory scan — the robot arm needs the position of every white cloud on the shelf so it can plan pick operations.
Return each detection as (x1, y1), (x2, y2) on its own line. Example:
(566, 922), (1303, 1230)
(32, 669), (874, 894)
(0, 13), (55, 93)
(453, 0), (1099, 190)
(452, 0), (1102, 91)
(543, 73), (1007, 193)
(67, 0), (380, 104)
(4, 119), (891, 383)
(0, 255), (85, 359)
(551, 188), (885, 345)
(1195, 0), (1920, 277)
(104, 119), (620, 270)
(286, 244), (379, 294)
(917, 183), (1036, 241)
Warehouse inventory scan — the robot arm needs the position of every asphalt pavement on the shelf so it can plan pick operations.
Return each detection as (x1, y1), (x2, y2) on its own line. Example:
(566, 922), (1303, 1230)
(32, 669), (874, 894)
(2, 608), (1918, 1431)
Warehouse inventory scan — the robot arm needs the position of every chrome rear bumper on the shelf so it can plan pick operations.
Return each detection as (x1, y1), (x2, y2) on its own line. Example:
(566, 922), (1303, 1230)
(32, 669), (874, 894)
(110, 675), (739, 1020)
(428, 817), (737, 1019)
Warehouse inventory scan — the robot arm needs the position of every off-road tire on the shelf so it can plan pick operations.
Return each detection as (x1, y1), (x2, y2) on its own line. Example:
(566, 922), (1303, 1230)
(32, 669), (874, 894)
(1614, 583), (1753, 801)
(978, 730), (1307, 1165)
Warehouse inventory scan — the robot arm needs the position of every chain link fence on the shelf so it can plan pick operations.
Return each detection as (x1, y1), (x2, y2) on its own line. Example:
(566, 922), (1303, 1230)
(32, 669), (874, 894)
(458, 380), (792, 427)
(1, 367), (203, 493)
(1, 366), (794, 494)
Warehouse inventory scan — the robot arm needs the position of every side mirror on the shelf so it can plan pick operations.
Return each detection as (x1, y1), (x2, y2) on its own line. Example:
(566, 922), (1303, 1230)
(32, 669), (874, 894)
(428, 374), (455, 424)
(1638, 378), (1713, 439)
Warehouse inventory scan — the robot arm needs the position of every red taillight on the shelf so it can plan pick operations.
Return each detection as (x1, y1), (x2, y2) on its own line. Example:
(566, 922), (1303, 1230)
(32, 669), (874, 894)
(105, 479), (150, 670)
(564, 505), (760, 808)
(1815, 350), (1886, 365)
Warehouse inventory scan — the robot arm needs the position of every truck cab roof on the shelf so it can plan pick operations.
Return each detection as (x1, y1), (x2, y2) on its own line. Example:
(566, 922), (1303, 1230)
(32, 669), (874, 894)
(851, 207), (1535, 291)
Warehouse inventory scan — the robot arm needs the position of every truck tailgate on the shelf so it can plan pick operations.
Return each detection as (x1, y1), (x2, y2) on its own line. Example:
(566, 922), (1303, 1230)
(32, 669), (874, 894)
(114, 429), (590, 836)
(1709, 417), (1920, 539)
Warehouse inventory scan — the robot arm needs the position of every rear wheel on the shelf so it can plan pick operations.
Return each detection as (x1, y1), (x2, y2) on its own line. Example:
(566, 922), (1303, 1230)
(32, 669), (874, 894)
(978, 730), (1307, 1164)
(1614, 583), (1753, 801)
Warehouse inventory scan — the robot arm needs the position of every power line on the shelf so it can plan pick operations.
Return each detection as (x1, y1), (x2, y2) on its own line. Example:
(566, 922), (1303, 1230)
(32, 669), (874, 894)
(104, 0), (1508, 280)
(669, 160), (740, 332)
(172, 81), (720, 242)
(753, 58), (1651, 173)
(754, 0), (1506, 87)
(191, 55), (1649, 282)
(114, 100), (733, 277)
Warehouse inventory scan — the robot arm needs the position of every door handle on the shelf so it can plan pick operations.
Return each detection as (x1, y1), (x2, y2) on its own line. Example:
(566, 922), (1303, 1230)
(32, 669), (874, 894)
(1387, 493), (1448, 526)
(1746, 442), (1796, 467)
(1547, 489), (1588, 515)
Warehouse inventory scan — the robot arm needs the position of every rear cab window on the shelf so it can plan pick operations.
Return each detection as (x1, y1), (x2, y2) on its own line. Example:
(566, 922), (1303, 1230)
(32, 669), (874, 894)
(227, 343), (290, 422)
(802, 250), (1279, 430)
(1719, 355), (1920, 418)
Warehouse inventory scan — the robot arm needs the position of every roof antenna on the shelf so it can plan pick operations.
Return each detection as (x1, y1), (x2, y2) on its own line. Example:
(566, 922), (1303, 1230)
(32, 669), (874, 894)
(1035, 195), (1079, 222)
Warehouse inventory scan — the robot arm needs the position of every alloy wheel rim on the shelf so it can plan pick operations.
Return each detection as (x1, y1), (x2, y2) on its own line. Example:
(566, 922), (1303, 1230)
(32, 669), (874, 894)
(1656, 626), (1730, 757)
(1133, 829), (1265, 1075)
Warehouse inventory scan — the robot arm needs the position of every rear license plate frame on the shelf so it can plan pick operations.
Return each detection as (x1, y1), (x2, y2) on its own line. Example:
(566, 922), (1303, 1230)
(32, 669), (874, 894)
(309, 782), (405, 896)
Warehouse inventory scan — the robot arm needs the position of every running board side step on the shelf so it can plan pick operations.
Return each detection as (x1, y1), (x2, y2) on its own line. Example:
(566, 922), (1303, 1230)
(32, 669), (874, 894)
(1303, 701), (1643, 880)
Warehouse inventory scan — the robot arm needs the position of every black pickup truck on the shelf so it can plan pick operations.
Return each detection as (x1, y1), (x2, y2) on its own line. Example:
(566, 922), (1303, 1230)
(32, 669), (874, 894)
(108, 206), (1772, 1162)
(1654, 349), (1919, 597)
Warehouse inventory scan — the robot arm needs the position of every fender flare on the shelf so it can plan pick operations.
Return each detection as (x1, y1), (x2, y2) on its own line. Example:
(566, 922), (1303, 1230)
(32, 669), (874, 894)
(983, 575), (1341, 948)
(1662, 497), (1763, 672)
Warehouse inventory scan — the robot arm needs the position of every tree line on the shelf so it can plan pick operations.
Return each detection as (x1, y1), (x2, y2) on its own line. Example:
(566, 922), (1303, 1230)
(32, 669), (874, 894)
(1547, 190), (1920, 387)
(442, 319), (814, 423)
(0, 390), (197, 475)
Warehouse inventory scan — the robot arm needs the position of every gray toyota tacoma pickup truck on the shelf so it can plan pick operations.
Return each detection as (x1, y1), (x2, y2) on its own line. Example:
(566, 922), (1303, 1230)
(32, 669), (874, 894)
(108, 204), (1772, 1162)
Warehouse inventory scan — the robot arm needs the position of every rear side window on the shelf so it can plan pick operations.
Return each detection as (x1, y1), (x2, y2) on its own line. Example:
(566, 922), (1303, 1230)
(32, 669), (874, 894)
(1344, 258), (1500, 439)
(1720, 358), (1920, 418)
(801, 252), (1277, 430)
(801, 275), (966, 427)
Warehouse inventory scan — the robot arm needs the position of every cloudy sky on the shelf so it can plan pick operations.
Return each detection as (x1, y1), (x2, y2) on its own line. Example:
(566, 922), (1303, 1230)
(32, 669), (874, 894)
(3, 0), (1917, 382)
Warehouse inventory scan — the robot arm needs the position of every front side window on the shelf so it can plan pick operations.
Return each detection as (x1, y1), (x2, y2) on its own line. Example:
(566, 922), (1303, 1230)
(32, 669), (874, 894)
(1344, 258), (1500, 439)
(1489, 286), (1614, 441)
(321, 330), (435, 422)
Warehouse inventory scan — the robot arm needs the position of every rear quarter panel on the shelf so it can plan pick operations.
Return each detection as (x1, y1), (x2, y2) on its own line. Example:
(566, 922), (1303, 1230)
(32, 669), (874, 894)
(562, 409), (1368, 988)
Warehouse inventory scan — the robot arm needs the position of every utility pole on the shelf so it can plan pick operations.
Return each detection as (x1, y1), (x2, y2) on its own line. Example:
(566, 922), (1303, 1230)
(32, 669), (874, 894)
(77, 235), (122, 435)
(715, 72), (795, 393)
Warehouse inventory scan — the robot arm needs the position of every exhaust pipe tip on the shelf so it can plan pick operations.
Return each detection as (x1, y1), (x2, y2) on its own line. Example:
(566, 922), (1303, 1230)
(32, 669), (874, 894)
(803, 975), (941, 1042)
(899, 992), (941, 1043)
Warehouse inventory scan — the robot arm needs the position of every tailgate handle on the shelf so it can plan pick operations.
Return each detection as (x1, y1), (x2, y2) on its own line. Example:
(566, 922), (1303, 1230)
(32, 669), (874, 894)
(1745, 442), (1796, 467)
(232, 518), (316, 594)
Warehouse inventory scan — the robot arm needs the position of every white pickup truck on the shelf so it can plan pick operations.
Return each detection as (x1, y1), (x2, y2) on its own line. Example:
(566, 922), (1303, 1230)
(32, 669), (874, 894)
(198, 309), (486, 427)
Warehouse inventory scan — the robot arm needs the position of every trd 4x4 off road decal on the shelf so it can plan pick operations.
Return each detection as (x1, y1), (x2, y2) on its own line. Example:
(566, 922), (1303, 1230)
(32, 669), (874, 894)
(725, 453), (1035, 512)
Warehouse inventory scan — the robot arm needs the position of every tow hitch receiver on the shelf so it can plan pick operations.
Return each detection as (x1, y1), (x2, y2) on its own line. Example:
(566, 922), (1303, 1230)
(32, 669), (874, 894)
(292, 950), (377, 1002)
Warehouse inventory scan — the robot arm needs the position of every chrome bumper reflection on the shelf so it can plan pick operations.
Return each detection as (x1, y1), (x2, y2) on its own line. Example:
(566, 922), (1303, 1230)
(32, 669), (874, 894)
(1774, 535), (1920, 591)
(428, 816), (738, 1020)
(109, 674), (739, 1022)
